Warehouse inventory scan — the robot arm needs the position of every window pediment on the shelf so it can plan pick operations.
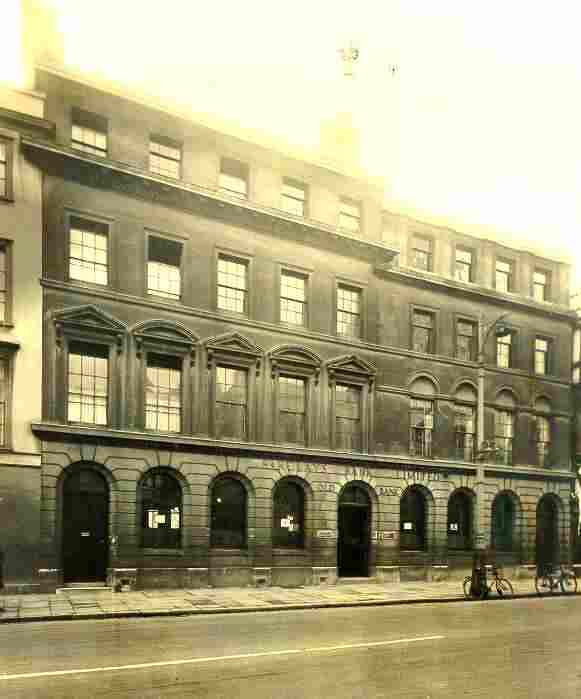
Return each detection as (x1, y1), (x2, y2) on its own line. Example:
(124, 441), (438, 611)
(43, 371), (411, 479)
(204, 331), (262, 370)
(132, 319), (198, 357)
(53, 304), (126, 348)
(268, 344), (321, 379)
(326, 353), (376, 385)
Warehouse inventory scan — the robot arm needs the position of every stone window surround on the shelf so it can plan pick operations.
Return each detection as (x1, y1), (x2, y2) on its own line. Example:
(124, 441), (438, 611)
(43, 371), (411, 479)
(277, 263), (311, 328)
(205, 333), (262, 442)
(410, 304), (439, 355)
(132, 321), (197, 434)
(53, 310), (125, 428)
(0, 341), (18, 450)
(327, 355), (375, 453)
(268, 345), (321, 447)
(0, 135), (14, 202)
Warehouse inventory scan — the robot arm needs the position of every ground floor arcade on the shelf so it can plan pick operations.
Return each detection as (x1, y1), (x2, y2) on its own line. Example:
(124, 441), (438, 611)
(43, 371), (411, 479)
(10, 437), (576, 593)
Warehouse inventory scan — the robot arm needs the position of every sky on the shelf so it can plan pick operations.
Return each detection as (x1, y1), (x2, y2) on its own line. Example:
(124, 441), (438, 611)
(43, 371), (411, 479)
(2, 0), (581, 289)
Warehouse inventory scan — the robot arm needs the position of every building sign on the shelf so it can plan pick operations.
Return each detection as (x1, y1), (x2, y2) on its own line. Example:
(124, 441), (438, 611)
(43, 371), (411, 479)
(403, 522), (413, 531)
(396, 466), (443, 482)
(316, 529), (336, 539)
(372, 531), (397, 542)
(280, 515), (299, 532)
(449, 523), (459, 532)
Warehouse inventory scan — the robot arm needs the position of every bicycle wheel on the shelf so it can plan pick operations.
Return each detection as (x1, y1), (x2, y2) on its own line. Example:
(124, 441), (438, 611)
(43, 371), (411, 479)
(535, 575), (551, 596)
(463, 576), (472, 598)
(560, 573), (578, 595)
(496, 578), (513, 598)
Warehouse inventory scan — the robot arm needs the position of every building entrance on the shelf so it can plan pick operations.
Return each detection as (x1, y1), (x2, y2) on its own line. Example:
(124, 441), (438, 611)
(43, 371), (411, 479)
(337, 484), (370, 577)
(62, 467), (109, 583)
(536, 496), (559, 569)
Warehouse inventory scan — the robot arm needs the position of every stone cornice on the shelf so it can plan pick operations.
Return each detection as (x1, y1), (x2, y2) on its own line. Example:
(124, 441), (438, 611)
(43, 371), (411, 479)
(375, 264), (576, 322)
(0, 107), (54, 136)
(31, 421), (575, 480)
(41, 277), (574, 390)
(21, 137), (398, 265)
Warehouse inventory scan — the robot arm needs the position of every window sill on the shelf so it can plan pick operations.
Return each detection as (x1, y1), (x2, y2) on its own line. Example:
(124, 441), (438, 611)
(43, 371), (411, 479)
(210, 547), (248, 553)
(140, 547), (184, 556)
(0, 321), (14, 328)
(67, 277), (109, 290)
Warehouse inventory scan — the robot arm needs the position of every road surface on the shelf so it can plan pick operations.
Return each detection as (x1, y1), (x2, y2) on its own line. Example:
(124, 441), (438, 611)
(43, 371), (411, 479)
(1, 596), (579, 697)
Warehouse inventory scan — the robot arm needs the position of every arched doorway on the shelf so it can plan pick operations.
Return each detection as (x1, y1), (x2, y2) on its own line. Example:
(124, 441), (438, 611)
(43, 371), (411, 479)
(62, 467), (109, 583)
(491, 493), (516, 552)
(337, 484), (371, 577)
(400, 487), (427, 550)
(447, 490), (473, 550)
(536, 496), (559, 569)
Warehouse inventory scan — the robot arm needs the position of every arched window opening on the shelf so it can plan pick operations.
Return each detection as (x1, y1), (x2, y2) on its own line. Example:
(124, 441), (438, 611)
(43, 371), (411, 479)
(536, 496), (559, 569)
(210, 477), (247, 548)
(400, 487), (427, 550)
(141, 470), (182, 548)
(447, 491), (472, 550)
(273, 480), (305, 547)
(491, 494), (515, 551)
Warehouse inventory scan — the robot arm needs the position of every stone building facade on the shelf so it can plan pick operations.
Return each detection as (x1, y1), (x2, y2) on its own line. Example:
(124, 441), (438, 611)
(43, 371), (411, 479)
(25, 67), (577, 591)
(0, 85), (47, 591)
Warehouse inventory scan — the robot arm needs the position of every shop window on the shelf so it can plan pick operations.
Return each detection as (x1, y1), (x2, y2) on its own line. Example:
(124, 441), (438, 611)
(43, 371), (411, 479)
(210, 476), (247, 548)
(273, 480), (305, 547)
(400, 487), (426, 550)
(447, 490), (473, 550)
(491, 493), (515, 551)
(140, 470), (182, 548)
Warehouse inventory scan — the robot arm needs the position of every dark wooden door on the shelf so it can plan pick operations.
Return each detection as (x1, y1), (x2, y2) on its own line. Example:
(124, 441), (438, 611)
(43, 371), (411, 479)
(536, 497), (559, 569)
(338, 505), (370, 577)
(63, 469), (109, 583)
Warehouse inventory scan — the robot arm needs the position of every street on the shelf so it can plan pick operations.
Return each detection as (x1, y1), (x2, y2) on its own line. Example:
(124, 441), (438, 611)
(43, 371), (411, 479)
(1, 596), (580, 697)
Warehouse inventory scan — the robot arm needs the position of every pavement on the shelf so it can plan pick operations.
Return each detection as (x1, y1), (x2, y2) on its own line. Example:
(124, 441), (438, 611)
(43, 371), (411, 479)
(0, 576), (567, 624)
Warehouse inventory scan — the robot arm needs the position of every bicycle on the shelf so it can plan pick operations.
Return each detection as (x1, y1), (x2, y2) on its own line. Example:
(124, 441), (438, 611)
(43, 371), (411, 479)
(534, 564), (578, 596)
(463, 565), (514, 600)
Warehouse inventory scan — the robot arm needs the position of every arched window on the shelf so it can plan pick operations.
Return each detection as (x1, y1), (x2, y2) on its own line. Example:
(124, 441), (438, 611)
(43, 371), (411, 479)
(400, 487), (427, 550)
(491, 493), (515, 551)
(533, 398), (552, 467)
(409, 377), (436, 458)
(495, 391), (516, 465)
(273, 480), (305, 547)
(141, 470), (182, 548)
(447, 490), (473, 550)
(454, 384), (477, 462)
(210, 477), (247, 548)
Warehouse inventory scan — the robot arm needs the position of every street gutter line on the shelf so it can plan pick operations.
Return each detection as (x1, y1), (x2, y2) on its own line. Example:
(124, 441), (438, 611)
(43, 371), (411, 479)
(0, 635), (444, 681)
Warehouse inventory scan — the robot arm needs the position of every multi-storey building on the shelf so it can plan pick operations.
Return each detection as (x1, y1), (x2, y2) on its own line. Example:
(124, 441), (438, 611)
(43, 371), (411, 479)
(0, 84), (47, 592)
(25, 66), (577, 592)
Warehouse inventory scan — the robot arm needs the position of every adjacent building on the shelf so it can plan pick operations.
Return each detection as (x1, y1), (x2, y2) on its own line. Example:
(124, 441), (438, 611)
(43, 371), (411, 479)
(0, 84), (47, 591)
(23, 66), (577, 592)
